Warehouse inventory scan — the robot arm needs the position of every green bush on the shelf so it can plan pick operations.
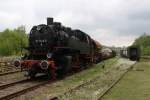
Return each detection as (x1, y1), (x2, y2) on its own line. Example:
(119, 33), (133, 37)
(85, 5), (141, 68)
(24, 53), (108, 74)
(0, 26), (28, 56)
(132, 34), (150, 56)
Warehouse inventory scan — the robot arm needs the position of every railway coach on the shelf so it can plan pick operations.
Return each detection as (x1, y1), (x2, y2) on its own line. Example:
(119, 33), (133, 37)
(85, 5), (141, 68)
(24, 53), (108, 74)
(120, 46), (140, 61)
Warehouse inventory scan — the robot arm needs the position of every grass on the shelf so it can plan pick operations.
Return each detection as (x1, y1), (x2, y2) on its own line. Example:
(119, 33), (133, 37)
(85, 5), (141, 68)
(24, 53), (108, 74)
(102, 59), (150, 100)
(63, 58), (118, 84)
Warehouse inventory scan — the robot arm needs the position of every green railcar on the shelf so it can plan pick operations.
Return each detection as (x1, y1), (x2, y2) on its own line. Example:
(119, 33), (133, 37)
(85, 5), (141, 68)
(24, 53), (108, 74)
(128, 46), (140, 61)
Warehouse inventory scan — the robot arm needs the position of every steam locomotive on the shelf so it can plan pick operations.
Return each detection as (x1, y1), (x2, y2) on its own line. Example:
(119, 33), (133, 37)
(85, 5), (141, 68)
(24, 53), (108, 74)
(14, 18), (114, 79)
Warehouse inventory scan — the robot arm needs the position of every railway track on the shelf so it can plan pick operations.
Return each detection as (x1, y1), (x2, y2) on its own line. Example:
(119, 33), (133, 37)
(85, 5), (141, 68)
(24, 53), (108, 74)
(49, 71), (108, 100)
(141, 56), (150, 59)
(0, 70), (22, 76)
(49, 62), (121, 100)
(0, 61), (22, 77)
(97, 63), (136, 100)
(0, 76), (52, 100)
(0, 58), (118, 100)
(0, 66), (86, 100)
(50, 59), (136, 100)
(0, 79), (30, 90)
(9, 58), (118, 100)
(0, 70), (27, 86)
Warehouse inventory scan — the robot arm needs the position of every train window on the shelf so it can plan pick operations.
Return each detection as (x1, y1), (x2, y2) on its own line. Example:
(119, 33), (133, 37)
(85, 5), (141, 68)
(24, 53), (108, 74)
(71, 31), (79, 40)
(81, 34), (86, 42)
(86, 36), (90, 44)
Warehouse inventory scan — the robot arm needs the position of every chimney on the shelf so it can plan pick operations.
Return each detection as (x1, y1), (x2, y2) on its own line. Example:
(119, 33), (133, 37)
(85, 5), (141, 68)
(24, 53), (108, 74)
(47, 17), (53, 25)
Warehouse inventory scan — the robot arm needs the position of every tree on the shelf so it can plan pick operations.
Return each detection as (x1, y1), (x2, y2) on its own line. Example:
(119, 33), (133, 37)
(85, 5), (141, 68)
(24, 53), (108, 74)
(132, 33), (150, 55)
(0, 26), (28, 56)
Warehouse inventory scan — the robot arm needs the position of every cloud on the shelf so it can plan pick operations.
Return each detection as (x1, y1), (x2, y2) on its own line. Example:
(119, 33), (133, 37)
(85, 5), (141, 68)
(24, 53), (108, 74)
(0, 0), (150, 46)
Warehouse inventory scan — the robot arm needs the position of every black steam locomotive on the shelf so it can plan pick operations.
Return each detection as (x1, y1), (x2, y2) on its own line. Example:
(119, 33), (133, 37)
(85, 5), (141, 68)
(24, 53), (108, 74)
(14, 18), (115, 79)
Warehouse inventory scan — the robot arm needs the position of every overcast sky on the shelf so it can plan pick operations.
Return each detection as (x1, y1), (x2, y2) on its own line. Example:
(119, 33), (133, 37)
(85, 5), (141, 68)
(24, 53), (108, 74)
(0, 0), (150, 46)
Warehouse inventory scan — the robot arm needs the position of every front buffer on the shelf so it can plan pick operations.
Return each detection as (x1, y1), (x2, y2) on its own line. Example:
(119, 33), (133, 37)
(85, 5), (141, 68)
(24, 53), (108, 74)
(13, 59), (57, 79)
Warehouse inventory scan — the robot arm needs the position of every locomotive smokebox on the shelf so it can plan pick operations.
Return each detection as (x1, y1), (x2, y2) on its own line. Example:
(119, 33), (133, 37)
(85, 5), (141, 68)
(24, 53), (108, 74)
(47, 17), (53, 25)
